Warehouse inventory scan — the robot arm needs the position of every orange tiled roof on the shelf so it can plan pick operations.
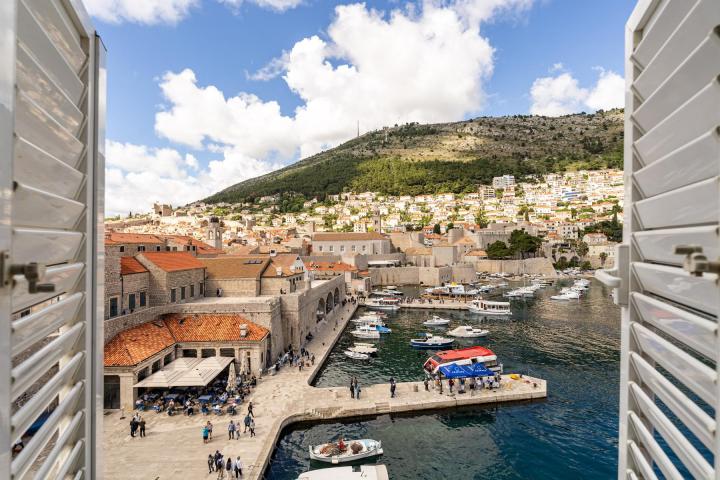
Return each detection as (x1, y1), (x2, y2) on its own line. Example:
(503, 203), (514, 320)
(139, 252), (205, 272)
(464, 249), (488, 257)
(105, 232), (164, 245)
(120, 256), (149, 275)
(263, 254), (304, 277)
(312, 232), (386, 241)
(305, 261), (357, 272)
(104, 314), (268, 367)
(104, 321), (175, 367)
(164, 313), (269, 343)
(200, 256), (270, 279)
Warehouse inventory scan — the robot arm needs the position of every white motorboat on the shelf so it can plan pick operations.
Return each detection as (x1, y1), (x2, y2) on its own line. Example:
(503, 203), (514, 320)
(503, 289), (524, 298)
(448, 325), (489, 338)
(422, 315), (450, 327)
(350, 326), (380, 339)
(551, 291), (581, 300)
(410, 333), (455, 349)
(349, 343), (378, 355)
(296, 465), (389, 480)
(468, 299), (511, 316)
(343, 350), (369, 360)
(308, 438), (383, 464)
(365, 298), (401, 310)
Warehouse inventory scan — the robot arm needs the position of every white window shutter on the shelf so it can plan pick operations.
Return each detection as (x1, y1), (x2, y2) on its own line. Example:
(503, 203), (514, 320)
(597, 0), (720, 478)
(0, 1), (105, 478)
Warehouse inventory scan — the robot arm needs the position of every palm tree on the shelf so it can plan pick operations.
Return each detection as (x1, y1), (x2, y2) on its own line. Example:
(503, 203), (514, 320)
(599, 251), (608, 267)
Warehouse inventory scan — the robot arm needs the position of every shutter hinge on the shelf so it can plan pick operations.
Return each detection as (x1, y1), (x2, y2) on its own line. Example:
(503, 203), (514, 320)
(0, 253), (55, 293)
(674, 245), (720, 277)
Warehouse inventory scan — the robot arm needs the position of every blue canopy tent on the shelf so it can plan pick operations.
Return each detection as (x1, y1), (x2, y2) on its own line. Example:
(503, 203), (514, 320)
(438, 363), (494, 379)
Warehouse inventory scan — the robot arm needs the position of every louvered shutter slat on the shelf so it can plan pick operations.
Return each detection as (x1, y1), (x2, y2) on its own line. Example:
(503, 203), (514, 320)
(633, 227), (719, 266)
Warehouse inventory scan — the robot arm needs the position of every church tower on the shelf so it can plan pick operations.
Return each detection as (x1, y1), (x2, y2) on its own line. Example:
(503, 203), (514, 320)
(207, 216), (224, 250)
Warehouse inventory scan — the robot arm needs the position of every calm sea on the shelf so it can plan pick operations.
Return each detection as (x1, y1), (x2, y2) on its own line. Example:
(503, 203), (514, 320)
(266, 280), (621, 479)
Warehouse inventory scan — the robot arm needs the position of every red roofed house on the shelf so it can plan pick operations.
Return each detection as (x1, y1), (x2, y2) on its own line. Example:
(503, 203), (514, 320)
(104, 314), (269, 410)
(118, 256), (150, 316)
(136, 252), (207, 307)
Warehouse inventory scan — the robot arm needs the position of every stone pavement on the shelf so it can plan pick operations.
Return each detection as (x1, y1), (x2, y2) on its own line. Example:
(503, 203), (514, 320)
(103, 301), (547, 479)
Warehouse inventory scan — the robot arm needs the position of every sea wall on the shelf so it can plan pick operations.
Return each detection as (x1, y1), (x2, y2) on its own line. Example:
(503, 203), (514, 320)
(471, 257), (557, 276)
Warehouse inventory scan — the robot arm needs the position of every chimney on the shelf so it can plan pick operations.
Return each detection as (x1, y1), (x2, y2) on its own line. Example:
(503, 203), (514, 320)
(240, 324), (248, 338)
(276, 267), (283, 276)
(269, 249), (277, 256)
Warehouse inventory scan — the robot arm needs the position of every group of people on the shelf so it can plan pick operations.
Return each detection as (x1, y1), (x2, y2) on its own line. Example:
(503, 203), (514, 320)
(275, 345), (315, 373)
(207, 450), (243, 478)
(203, 403), (255, 443)
(128, 413), (146, 438)
(349, 376), (362, 399)
(423, 373), (503, 395)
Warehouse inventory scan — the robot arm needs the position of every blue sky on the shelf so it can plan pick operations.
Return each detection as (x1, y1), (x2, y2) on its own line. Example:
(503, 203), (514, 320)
(86, 0), (635, 215)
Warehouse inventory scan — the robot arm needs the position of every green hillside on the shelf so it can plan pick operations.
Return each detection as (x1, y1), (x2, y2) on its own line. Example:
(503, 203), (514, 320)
(205, 109), (623, 203)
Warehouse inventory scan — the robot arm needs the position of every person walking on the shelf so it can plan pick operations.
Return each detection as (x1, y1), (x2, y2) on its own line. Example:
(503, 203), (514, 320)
(138, 416), (146, 437)
(228, 420), (236, 440)
(233, 456), (243, 478)
(423, 377), (429, 391)
(216, 455), (225, 479)
(355, 381), (361, 400)
(208, 454), (215, 473)
(349, 378), (355, 399)
(247, 402), (254, 417)
(243, 413), (251, 433)
(249, 417), (256, 437)
(225, 457), (233, 478)
(448, 378), (455, 394)
(129, 418), (138, 438)
(202, 425), (209, 444)
(389, 377), (396, 398)
(207, 421), (214, 440)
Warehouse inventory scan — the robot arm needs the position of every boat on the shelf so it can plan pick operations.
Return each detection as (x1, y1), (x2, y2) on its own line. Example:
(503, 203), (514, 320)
(374, 324), (392, 334)
(551, 291), (581, 300)
(448, 325), (489, 338)
(308, 438), (383, 464)
(350, 326), (380, 339)
(351, 315), (385, 324)
(296, 465), (389, 480)
(364, 298), (401, 311)
(502, 289), (524, 298)
(422, 315), (450, 327)
(468, 299), (511, 316)
(410, 333), (455, 349)
(423, 345), (503, 374)
(371, 289), (403, 297)
(424, 283), (478, 297)
(343, 350), (369, 360)
(349, 343), (378, 355)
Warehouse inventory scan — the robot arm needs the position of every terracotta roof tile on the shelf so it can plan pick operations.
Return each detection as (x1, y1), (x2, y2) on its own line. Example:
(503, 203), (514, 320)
(200, 256), (270, 279)
(120, 256), (149, 275)
(104, 321), (175, 367)
(263, 254), (304, 277)
(104, 315), (268, 367)
(105, 232), (164, 244)
(138, 252), (205, 272)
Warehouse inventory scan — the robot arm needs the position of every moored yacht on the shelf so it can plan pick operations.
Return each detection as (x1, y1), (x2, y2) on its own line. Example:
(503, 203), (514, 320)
(365, 297), (401, 311)
(422, 315), (450, 327)
(448, 325), (489, 338)
(468, 299), (511, 316)
(296, 465), (389, 480)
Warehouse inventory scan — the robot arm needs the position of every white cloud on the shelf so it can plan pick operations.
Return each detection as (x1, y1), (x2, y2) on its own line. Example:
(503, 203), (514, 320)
(82, 0), (199, 25)
(218, 0), (303, 13)
(549, 62), (564, 73)
(105, 142), (280, 215)
(529, 68), (624, 116)
(246, 53), (290, 81)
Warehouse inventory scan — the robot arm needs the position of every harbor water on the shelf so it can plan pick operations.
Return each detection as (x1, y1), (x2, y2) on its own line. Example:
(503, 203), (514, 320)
(267, 279), (621, 479)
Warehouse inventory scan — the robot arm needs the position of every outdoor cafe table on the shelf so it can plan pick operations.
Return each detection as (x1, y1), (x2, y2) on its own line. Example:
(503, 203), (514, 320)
(198, 395), (213, 404)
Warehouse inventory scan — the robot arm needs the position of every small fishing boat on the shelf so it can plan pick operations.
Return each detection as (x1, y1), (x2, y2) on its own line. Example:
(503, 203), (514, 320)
(468, 299), (511, 316)
(343, 350), (369, 360)
(422, 315), (450, 327)
(296, 465), (389, 480)
(349, 343), (378, 355)
(448, 325), (489, 338)
(350, 326), (380, 339)
(308, 438), (383, 464)
(410, 333), (455, 349)
(423, 346), (503, 375)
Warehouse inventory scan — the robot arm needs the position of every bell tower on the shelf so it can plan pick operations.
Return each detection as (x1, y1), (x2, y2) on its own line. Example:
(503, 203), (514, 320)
(207, 216), (224, 250)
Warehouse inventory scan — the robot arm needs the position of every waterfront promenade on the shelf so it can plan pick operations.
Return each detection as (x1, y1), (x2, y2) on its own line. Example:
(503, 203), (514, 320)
(103, 301), (547, 479)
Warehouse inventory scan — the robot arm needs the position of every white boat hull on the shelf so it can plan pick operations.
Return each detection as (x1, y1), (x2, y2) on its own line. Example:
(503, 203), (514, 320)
(309, 439), (383, 464)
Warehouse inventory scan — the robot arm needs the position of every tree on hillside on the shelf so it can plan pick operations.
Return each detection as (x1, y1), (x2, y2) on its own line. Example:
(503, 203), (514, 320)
(576, 240), (589, 257)
(475, 209), (489, 228)
(508, 230), (542, 259)
(487, 240), (511, 259)
(599, 251), (608, 267)
(433, 224), (441, 235)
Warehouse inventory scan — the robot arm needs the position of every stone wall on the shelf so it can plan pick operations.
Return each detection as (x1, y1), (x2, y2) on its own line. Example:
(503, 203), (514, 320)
(471, 257), (556, 276)
(166, 269), (206, 303)
(121, 272), (150, 314)
(451, 264), (477, 283)
(206, 278), (259, 297)
(105, 245), (122, 319)
(418, 266), (452, 286)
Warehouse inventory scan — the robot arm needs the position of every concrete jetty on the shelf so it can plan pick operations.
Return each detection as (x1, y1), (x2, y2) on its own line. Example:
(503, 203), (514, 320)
(103, 301), (547, 480)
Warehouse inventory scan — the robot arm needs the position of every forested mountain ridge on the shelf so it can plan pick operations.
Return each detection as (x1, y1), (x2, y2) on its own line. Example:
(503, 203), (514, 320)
(206, 109), (623, 203)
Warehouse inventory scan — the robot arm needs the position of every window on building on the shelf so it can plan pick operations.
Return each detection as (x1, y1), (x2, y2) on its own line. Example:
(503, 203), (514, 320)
(139, 292), (146, 307)
(151, 359), (161, 373)
(201, 348), (216, 358)
(246, 351), (251, 372)
(329, 246), (334, 252)
(109, 297), (118, 317)
(199, 282), (204, 295)
(362, 245), (367, 252)
(138, 245), (145, 252)
(190, 284), (195, 297)
(164, 352), (173, 364)
(171, 288), (176, 302)
(219, 348), (235, 357)
(128, 293), (136, 310)
(181, 286), (186, 300)
(318, 246), (323, 252)
(182, 349), (197, 358)
(340, 245), (345, 252)
(156, 246), (161, 251)
(119, 245), (125, 253)
(352, 245), (356, 252)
